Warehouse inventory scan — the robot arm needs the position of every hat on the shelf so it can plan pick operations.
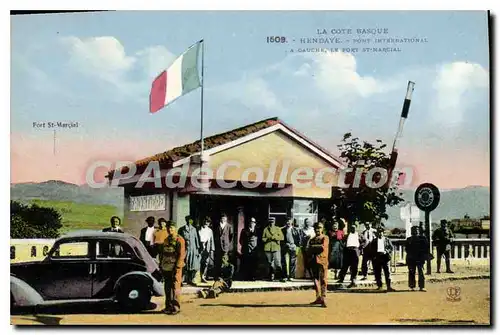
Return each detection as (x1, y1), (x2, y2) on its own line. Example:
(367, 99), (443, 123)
(314, 221), (324, 228)
(250, 217), (256, 223)
(268, 217), (276, 223)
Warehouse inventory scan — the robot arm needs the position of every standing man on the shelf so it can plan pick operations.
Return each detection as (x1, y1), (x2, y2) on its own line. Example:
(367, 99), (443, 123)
(406, 226), (429, 291)
(198, 217), (215, 282)
(140, 216), (156, 257)
(432, 219), (454, 273)
(239, 217), (260, 281)
(306, 222), (329, 307)
(262, 217), (284, 281)
(281, 217), (300, 281)
(360, 222), (376, 280)
(214, 213), (234, 279)
(103, 216), (124, 233)
(178, 215), (201, 285)
(337, 223), (365, 288)
(370, 227), (395, 291)
(158, 221), (186, 315)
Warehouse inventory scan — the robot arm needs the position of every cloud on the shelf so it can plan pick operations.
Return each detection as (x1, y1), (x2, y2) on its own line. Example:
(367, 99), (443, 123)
(61, 36), (136, 84)
(211, 75), (285, 112)
(135, 46), (176, 79)
(303, 52), (398, 99)
(59, 36), (176, 99)
(431, 61), (489, 126)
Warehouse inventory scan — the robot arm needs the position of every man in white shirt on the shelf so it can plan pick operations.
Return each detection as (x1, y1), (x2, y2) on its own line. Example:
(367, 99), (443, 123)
(140, 216), (157, 256)
(360, 222), (377, 280)
(198, 217), (215, 282)
(337, 223), (364, 288)
(370, 227), (395, 291)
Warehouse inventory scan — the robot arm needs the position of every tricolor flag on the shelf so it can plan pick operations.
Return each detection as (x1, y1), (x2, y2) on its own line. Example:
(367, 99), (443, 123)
(149, 40), (203, 114)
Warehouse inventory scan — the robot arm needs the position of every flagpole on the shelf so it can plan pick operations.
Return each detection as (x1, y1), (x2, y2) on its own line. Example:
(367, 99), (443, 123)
(200, 39), (205, 156)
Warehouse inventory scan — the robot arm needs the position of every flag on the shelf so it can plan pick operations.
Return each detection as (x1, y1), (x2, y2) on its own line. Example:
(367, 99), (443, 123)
(149, 40), (203, 114)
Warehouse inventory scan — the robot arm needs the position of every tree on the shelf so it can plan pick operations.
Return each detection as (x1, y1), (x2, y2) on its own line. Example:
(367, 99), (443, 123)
(10, 201), (62, 238)
(328, 133), (405, 228)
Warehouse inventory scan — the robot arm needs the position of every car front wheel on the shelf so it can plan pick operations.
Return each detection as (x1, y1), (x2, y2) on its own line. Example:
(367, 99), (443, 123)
(116, 280), (151, 311)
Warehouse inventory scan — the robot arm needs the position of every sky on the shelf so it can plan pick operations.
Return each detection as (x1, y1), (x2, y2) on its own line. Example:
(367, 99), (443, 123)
(11, 10), (490, 189)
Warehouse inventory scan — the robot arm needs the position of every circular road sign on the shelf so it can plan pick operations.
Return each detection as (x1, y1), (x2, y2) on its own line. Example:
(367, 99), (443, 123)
(414, 183), (440, 212)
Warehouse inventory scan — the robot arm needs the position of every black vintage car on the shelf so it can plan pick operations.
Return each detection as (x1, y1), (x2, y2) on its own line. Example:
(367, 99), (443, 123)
(10, 231), (164, 311)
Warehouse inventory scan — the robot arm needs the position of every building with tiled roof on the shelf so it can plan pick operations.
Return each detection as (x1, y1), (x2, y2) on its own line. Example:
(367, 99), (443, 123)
(109, 117), (345, 240)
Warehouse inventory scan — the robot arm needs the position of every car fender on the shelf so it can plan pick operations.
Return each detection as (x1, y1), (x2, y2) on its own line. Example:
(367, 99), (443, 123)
(10, 275), (44, 307)
(114, 271), (164, 297)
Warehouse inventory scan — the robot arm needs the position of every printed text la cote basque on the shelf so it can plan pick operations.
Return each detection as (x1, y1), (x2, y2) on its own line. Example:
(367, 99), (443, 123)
(317, 28), (389, 35)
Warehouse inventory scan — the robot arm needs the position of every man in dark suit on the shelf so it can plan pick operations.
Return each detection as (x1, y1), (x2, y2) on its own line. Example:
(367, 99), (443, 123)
(140, 216), (157, 257)
(240, 217), (259, 280)
(213, 213), (234, 278)
(432, 219), (454, 273)
(102, 216), (124, 233)
(406, 225), (429, 291)
(281, 217), (301, 281)
(369, 227), (395, 291)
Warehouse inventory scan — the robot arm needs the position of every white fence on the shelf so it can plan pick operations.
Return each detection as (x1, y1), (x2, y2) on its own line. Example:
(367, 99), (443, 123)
(391, 238), (491, 262)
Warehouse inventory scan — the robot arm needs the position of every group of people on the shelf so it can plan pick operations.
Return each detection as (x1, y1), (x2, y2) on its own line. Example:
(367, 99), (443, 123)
(101, 214), (457, 314)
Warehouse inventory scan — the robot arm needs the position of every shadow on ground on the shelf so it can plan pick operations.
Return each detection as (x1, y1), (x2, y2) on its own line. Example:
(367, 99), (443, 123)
(12, 301), (159, 318)
(200, 303), (325, 308)
(394, 318), (480, 325)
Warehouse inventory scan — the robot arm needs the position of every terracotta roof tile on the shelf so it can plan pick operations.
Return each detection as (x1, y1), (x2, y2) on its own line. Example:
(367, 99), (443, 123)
(107, 117), (280, 178)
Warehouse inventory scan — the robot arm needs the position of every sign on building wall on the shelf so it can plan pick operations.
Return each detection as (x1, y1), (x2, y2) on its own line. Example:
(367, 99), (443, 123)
(130, 194), (166, 212)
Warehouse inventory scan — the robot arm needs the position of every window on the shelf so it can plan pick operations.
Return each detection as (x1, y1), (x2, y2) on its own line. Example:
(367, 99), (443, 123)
(269, 199), (292, 227)
(96, 240), (134, 259)
(31, 246), (37, 257)
(292, 200), (318, 229)
(51, 241), (89, 258)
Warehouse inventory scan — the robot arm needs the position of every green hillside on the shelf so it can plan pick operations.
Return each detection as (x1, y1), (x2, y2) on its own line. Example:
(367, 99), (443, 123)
(28, 199), (121, 234)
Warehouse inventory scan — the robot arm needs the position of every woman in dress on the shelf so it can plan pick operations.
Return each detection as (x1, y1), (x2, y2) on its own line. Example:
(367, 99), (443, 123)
(328, 219), (345, 279)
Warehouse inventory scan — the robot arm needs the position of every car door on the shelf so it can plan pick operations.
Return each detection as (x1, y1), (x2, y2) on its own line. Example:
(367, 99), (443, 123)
(30, 240), (93, 300)
(91, 239), (147, 299)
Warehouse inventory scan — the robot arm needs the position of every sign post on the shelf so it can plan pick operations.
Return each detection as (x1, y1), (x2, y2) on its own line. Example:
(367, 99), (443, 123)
(414, 183), (440, 275)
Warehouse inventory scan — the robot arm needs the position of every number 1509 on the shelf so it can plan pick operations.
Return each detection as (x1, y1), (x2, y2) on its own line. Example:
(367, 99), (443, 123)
(267, 36), (287, 43)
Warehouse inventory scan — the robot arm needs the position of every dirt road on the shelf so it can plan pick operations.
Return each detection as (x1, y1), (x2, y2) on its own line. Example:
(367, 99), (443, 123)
(11, 279), (490, 326)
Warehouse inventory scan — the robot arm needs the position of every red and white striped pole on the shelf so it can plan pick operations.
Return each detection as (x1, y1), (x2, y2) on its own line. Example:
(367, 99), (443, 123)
(388, 81), (415, 183)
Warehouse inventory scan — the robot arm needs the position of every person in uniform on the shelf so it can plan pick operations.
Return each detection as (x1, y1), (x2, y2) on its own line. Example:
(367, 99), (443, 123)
(178, 215), (201, 285)
(262, 217), (284, 281)
(198, 253), (234, 299)
(158, 221), (186, 315)
(432, 219), (454, 273)
(306, 221), (329, 307)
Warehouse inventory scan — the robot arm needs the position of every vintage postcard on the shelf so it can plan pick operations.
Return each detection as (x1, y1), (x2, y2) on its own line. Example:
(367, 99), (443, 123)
(10, 10), (490, 326)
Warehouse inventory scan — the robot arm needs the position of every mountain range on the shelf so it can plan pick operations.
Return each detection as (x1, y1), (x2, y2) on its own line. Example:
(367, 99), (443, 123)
(10, 180), (490, 228)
